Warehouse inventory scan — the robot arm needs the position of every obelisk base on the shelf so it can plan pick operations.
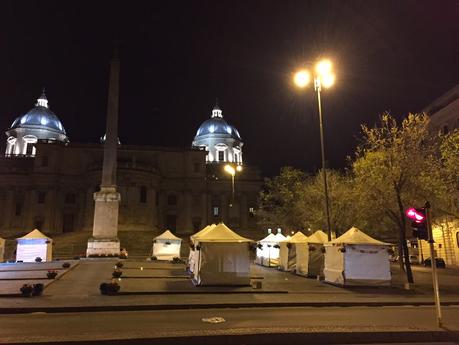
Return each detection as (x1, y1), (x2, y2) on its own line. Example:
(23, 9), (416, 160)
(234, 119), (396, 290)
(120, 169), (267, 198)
(87, 187), (121, 257)
(86, 237), (120, 257)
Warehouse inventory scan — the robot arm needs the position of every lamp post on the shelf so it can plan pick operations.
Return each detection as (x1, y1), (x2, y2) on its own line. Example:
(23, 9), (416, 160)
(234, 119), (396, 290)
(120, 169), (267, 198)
(224, 164), (242, 207)
(294, 59), (335, 241)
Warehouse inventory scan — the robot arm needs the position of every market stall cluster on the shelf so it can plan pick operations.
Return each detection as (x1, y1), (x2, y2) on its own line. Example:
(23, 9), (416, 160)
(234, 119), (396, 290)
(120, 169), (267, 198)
(1, 225), (392, 288)
(256, 227), (392, 286)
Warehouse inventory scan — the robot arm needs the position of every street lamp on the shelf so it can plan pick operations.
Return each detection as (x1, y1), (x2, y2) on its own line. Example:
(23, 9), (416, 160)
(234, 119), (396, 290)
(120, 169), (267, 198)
(224, 164), (242, 207)
(294, 59), (335, 241)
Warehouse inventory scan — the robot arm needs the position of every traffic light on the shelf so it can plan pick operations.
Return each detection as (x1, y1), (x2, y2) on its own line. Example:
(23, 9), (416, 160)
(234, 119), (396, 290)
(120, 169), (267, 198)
(406, 207), (428, 240)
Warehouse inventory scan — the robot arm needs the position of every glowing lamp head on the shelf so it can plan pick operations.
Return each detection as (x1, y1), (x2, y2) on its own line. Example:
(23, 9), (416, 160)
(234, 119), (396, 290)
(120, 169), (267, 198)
(321, 73), (335, 88)
(315, 59), (332, 76)
(224, 164), (236, 176)
(236, 165), (242, 172)
(294, 70), (310, 88)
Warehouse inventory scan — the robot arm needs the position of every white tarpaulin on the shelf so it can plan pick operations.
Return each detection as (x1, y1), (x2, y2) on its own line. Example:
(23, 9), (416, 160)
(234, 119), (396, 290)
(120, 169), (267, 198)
(192, 223), (252, 286)
(188, 224), (216, 273)
(278, 232), (308, 271)
(152, 230), (182, 261)
(16, 229), (52, 262)
(324, 227), (391, 286)
(295, 230), (328, 277)
(255, 232), (286, 267)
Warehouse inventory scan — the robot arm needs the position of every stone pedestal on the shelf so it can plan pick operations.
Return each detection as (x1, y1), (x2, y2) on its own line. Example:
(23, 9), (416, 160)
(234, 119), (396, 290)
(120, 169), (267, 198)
(86, 186), (121, 256)
(86, 237), (120, 257)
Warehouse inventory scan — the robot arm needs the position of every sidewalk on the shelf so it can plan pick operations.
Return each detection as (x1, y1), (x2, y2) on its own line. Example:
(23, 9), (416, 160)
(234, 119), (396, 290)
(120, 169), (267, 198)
(0, 259), (458, 314)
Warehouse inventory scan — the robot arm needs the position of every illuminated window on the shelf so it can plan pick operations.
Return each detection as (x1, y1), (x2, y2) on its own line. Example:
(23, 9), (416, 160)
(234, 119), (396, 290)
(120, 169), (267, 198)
(249, 207), (255, 217)
(213, 206), (219, 217)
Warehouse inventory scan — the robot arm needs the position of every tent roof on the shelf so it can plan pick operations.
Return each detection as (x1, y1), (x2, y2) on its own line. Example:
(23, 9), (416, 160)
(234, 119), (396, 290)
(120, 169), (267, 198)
(154, 230), (182, 241)
(191, 224), (216, 241)
(329, 227), (390, 245)
(288, 231), (309, 243)
(274, 233), (286, 242)
(307, 230), (328, 244)
(195, 222), (252, 243)
(17, 229), (51, 240)
(259, 233), (277, 243)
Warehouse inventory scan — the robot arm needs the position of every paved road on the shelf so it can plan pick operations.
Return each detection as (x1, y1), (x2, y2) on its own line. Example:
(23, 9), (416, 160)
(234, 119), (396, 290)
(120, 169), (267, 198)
(1, 306), (458, 344)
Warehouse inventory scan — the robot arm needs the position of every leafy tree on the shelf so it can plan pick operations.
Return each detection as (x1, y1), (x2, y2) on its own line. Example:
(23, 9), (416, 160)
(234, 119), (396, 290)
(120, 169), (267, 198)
(257, 167), (308, 232)
(299, 169), (360, 237)
(352, 113), (438, 283)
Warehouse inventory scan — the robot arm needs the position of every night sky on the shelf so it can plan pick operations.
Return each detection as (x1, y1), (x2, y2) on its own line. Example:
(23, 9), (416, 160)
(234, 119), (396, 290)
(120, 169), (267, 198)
(0, 1), (457, 176)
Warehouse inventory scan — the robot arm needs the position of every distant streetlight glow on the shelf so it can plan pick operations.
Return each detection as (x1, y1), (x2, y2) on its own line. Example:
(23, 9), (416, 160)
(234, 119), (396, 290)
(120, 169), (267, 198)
(294, 70), (310, 88)
(224, 164), (242, 207)
(293, 58), (336, 241)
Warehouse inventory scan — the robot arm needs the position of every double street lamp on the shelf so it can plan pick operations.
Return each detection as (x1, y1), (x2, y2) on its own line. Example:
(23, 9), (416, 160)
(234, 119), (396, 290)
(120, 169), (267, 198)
(294, 59), (335, 241)
(224, 164), (242, 207)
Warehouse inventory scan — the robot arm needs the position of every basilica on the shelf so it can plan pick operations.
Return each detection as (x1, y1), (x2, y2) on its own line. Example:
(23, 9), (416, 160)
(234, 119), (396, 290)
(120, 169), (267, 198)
(0, 90), (262, 237)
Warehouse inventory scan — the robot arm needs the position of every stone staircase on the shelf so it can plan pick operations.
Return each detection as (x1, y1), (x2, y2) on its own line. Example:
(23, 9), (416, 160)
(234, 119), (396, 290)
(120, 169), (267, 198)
(52, 231), (92, 259)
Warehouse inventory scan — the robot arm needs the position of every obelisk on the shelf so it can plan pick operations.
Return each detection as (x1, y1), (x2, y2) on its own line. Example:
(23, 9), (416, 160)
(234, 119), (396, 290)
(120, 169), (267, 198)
(86, 50), (121, 257)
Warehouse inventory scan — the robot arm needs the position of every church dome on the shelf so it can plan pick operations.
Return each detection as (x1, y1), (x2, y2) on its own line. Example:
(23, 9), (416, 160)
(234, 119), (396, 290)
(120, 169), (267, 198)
(195, 117), (242, 141)
(192, 102), (243, 165)
(194, 104), (242, 141)
(10, 91), (66, 135)
(5, 90), (68, 157)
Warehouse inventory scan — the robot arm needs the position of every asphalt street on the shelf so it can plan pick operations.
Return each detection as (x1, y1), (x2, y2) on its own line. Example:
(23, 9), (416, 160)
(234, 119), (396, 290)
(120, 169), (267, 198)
(1, 305), (459, 344)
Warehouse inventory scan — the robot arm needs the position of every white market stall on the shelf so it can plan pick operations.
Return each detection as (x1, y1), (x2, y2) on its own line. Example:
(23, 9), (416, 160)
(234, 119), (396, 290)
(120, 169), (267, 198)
(323, 227), (391, 286)
(0, 237), (5, 262)
(188, 224), (215, 273)
(255, 231), (286, 267)
(192, 222), (252, 286)
(16, 229), (53, 262)
(295, 230), (328, 277)
(152, 230), (182, 261)
(278, 231), (309, 271)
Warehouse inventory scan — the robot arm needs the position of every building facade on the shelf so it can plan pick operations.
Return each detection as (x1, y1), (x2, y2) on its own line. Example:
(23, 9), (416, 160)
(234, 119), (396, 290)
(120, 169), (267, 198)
(0, 93), (262, 237)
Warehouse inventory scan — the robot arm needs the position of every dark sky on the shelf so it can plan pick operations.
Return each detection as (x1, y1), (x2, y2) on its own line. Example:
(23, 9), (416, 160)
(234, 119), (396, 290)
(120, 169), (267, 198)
(0, 1), (458, 176)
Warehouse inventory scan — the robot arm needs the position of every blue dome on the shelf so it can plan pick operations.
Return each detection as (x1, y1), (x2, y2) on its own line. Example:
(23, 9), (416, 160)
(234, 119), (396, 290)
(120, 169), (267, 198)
(195, 117), (242, 141)
(10, 95), (66, 135)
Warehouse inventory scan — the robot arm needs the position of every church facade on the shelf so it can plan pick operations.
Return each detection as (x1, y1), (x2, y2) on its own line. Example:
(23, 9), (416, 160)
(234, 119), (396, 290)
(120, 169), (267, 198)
(0, 92), (262, 237)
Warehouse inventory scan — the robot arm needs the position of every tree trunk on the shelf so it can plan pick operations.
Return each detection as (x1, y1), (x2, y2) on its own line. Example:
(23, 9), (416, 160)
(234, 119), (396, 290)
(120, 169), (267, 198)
(396, 192), (414, 284)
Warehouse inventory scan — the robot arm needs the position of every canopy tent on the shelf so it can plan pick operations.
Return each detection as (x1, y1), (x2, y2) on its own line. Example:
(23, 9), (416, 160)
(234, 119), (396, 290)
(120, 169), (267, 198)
(278, 232), (309, 271)
(0, 237), (5, 262)
(188, 224), (216, 273)
(192, 222), (252, 286)
(255, 232), (287, 267)
(324, 227), (391, 286)
(295, 230), (328, 277)
(16, 229), (53, 262)
(152, 230), (182, 261)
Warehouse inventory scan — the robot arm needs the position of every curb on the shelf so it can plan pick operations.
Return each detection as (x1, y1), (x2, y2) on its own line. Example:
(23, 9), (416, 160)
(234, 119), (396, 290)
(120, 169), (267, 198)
(1, 299), (459, 314)
(3, 330), (459, 345)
